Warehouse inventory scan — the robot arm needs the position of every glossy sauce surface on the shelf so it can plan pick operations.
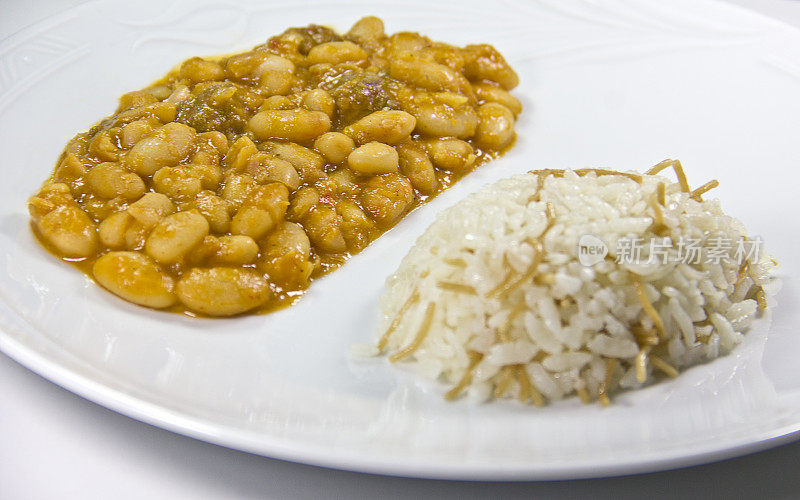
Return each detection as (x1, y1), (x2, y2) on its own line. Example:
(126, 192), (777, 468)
(28, 16), (521, 316)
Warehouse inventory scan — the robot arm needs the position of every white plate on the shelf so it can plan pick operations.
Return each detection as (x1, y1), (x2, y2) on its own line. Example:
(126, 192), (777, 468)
(1, 0), (800, 480)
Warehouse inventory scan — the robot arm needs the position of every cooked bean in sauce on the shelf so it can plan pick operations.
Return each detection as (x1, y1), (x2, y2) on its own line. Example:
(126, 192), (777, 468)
(28, 16), (521, 316)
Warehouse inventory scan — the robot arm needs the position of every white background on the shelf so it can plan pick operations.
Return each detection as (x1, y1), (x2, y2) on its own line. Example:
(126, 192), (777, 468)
(2, 1), (800, 498)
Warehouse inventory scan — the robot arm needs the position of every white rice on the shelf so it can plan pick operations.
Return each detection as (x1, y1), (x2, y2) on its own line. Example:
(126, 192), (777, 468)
(373, 166), (776, 405)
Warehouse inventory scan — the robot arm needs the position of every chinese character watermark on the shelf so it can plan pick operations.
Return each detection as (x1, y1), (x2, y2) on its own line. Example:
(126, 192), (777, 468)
(676, 237), (702, 265)
(577, 234), (762, 267)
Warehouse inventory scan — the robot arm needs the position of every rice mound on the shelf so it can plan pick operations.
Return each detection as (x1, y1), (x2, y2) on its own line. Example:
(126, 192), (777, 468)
(373, 166), (776, 405)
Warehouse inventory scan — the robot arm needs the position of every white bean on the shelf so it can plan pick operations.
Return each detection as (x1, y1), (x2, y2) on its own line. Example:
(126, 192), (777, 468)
(145, 211), (209, 264)
(124, 122), (196, 176)
(86, 162), (145, 200)
(389, 53), (471, 95)
(302, 89), (335, 116)
(423, 138), (476, 172)
(176, 267), (271, 316)
(347, 142), (399, 175)
(410, 102), (478, 138)
(248, 109), (331, 142)
(259, 222), (314, 289)
(463, 44), (519, 90)
(214, 235), (259, 265)
(302, 204), (346, 253)
(126, 193), (175, 229)
(306, 41), (367, 65)
(359, 173), (415, 227)
(475, 102), (515, 150)
(472, 83), (522, 115)
(93, 251), (176, 308)
(346, 16), (385, 45)
(229, 184), (289, 239)
(314, 132), (355, 164)
(179, 57), (225, 83)
(396, 141), (438, 194)
(344, 110), (416, 145)
(256, 55), (296, 96)
(98, 211), (132, 249)
(35, 205), (98, 258)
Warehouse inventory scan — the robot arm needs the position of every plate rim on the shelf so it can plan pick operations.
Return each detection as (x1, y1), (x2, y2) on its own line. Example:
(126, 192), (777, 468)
(3, 330), (800, 480)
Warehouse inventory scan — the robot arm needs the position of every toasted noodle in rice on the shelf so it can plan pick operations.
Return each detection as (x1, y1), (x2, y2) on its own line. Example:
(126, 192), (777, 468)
(437, 281), (478, 295)
(574, 168), (643, 184)
(389, 302), (436, 362)
(493, 366), (515, 398)
(576, 386), (591, 404)
(635, 348), (649, 383)
(515, 365), (545, 406)
(373, 161), (776, 406)
(657, 182), (666, 206)
(648, 194), (669, 236)
(378, 288), (418, 352)
(443, 258), (468, 268)
(491, 240), (545, 299)
(736, 261), (751, 287)
(633, 325), (659, 346)
(755, 287), (768, 311)
(691, 179), (719, 201)
(633, 279), (666, 338)
(647, 159), (690, 192)
(597, 358), (619, 407)
(650, 355), (680, 378)
(445, 351), (484, 400)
